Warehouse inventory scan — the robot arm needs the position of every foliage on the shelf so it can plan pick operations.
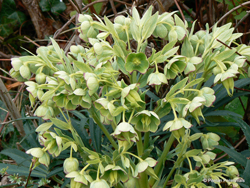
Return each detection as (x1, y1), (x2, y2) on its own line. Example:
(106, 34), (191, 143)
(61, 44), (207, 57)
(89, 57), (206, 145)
(0, 0), (26, 37)
(39, 0), (67, 15)
(4, 5), (250, 188)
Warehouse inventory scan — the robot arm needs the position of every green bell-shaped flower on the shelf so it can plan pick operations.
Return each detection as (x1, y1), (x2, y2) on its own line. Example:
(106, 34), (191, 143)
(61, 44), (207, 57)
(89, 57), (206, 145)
(125, 53), (149, 74)
(63, 158), (79, 174)
(101, 164), (128, 186)
(184, 56), (202, 74)
(198, 87), (216, 107)
(94, 98), (115, 121)
(182, 97), (206, 124)
(11, 58), (23, 71)
(226, 166), (239, 178)
(163, 118), (192, 132)
(26, 148), (50, 167)
(66, 170), (91, 185)
(201, 133), (220, 150)
(164, 56), (186, 79)
(84, 73), (99, 96)
(147, 72), (167, 86)
(131, 110), (160, 132)
(90, 179), (109, 188)
(214, 64), (239, 96)
(111, 122), (139, 143)
(43, 131), (62, 157)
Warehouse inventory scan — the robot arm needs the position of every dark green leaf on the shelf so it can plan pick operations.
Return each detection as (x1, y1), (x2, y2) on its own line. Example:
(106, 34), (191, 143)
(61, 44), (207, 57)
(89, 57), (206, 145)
(51, 2), (66, 14)
(230, 116), (250, 148)
(243, 160), (250, 185)
(215, 145), (247, 166)
(0, 163), (46, 178)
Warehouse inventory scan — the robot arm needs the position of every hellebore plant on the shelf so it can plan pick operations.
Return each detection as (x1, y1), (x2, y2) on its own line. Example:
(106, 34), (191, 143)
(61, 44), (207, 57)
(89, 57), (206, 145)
(10, 6), (250, 188)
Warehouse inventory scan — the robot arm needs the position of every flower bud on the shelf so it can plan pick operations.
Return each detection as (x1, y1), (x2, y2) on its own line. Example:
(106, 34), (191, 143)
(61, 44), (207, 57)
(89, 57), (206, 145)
(20, 65), (31, 79)
(155, 24), (168, 38)
(81, 21), (91, 32)
(172, 127), (185, 140)
(10, 68), (19, 78)
(11, 58), (23, 71)
(124, 176), (136, 188)
(63, 157), (79, 174)
(70, 45), (80, 54)
(212, 66), (221, 75)
(226, 166), (239, 178)
(35, 73), (46, 84)
(78, 14), (92, 22)
(90, 179), (109, 188)
(114, 15), (125, 25)
(93, 43), (103, 55)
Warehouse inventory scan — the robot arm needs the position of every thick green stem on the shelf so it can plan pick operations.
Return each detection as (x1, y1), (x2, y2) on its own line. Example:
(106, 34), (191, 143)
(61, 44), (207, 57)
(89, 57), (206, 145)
(131, 71), (137, 84)
(143, 132), (150, 151)
(136, 131), (143, 157)
(162, 156), (185, 187)
(90, 107), (118, 149)
(148, 133), (175, 187)
(139, 172), (150, 188)
(163, 141), (188, 187)
(136, 131), (150, 188)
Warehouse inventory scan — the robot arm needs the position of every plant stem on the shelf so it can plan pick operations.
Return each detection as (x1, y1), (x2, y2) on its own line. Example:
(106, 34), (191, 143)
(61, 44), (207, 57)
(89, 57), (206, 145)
(143, 132), (150, 151)
(136, 131), (150, 188)
(89, 107), (118, 149)
(131, 71), (137, 83)
(136, 131), (143, 157)
(162, 156), (185, 187)
(163, 141), (188, 187)
(148, 133), (175, 187)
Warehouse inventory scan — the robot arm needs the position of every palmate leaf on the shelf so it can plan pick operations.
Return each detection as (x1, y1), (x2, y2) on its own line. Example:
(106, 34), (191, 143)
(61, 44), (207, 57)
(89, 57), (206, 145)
(39, 0), (66, 14)
(0, 17), (16, 37)
(0, 0), (26, 37)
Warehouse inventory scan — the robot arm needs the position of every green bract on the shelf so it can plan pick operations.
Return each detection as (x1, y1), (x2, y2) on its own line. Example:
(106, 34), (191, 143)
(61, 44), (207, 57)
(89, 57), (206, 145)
(11, 5), (249, 188)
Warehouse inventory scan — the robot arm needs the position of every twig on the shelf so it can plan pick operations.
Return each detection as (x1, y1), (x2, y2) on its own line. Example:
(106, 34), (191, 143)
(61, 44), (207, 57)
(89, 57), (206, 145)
(215, 1), (250, 27)
(113, 0), (133, 7)
(48, 15), (76, 45)
(216, 39), (250, 66)
(174, 0), (185, 21)
(0, 75), (17, 82)
(238, 96), (246, 112)
(0, 52), (12, 58)
(234, 11), (250, 31)
(24, 158), (37, 188)
(155, 0), (165, 13)
(178, 2), (196, 20)
(109, 0), (117, 16)
(214, 136), (246, 163)
(24, 36), (40, 47)
(0, 78), (25, 136)
(69, 0), (81, 13)
(234, 87), (250, 93)
(48, 0), (108, 45)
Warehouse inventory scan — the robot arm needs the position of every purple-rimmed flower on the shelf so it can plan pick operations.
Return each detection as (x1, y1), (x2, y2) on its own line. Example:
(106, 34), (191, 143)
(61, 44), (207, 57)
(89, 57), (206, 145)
(131, 110), (160, 132)
(163, 118), (192, 132)
(26, 148), (50, 167)
(198, 87), (216, 107)
(111, 122), (139, 143)
(147, 72), (167, 86)
(101, 164), (128, 186)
